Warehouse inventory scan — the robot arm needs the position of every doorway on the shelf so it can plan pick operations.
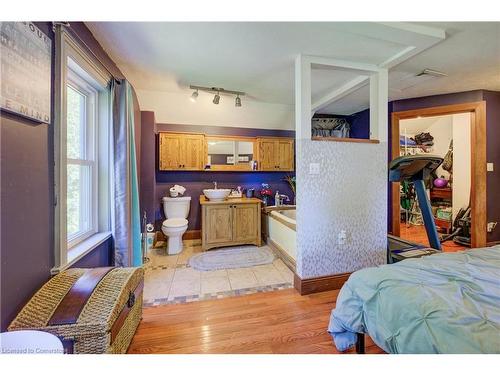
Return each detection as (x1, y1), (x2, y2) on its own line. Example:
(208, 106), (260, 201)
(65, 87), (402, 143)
(391, 102), (487, 249)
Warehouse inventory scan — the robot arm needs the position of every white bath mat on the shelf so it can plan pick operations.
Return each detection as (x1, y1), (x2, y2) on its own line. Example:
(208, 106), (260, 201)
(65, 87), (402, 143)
(188, 246), (275, 271)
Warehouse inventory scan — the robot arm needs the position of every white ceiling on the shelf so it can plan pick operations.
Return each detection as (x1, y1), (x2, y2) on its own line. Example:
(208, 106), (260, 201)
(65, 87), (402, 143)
(399, 115), (453, 135)
(86, 22), (500, 115)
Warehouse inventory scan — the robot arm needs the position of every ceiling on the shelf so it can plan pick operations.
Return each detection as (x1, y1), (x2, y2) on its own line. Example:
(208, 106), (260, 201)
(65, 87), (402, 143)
(399, 115), (453, 135)
(86, 22), (500, 115)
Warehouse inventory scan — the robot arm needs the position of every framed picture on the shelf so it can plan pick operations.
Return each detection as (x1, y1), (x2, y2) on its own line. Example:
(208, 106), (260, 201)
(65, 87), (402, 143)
(1, 22), (52, 124)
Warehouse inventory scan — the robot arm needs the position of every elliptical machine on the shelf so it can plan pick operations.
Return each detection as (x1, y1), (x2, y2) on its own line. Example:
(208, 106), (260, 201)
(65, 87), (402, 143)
(387, 154), (444, 263)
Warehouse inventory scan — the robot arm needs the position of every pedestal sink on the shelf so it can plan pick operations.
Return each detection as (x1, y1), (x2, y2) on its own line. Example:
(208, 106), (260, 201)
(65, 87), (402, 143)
(203, 189), (231, 201)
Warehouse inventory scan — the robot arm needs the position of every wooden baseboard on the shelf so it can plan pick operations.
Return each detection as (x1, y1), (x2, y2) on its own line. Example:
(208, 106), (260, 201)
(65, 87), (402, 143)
(294, 272), (351, 295)
(153, 229), (201, 243)
(184, 230), (201, 240)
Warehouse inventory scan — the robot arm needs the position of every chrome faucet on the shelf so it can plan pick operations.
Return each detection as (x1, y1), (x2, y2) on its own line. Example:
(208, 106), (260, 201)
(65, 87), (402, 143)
(275, 191), (290, 207)
(213, 181), (218, 189)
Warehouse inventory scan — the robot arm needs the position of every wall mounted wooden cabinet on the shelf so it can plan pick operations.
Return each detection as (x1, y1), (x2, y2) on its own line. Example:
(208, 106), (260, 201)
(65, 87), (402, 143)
(200, 196), (262, 251)
(158, 132), (205, 171)
(257, 137), (294, 171)
(158, 131), (294, 172)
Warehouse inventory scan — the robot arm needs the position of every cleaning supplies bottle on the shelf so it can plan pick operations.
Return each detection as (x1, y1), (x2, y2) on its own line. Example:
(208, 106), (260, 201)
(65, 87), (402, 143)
(275, 191), (280, 206)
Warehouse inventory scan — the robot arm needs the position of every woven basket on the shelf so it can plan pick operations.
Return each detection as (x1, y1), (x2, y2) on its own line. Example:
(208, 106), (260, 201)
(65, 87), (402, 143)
(8, 267), (144, 354)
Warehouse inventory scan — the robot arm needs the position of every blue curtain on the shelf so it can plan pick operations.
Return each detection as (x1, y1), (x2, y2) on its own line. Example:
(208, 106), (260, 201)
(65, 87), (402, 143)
(110, 80), (142, 267)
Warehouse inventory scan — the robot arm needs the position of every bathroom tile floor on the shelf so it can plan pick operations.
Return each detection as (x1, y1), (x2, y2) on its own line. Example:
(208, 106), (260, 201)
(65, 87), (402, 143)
(143, 239), (294, 307)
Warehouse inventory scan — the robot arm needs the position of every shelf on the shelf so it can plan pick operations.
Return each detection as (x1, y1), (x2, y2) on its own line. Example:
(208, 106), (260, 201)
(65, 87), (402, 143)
(312, 137), (380, 144)
(430, 188), (452, 199)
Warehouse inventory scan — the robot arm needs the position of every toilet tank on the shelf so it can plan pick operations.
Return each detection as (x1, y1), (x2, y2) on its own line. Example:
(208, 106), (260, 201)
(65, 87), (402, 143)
(162, 196), (191, 219)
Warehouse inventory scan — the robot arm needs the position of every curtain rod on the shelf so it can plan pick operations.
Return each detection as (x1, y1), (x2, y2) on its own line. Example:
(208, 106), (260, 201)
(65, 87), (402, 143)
(52, 21), (122, 84)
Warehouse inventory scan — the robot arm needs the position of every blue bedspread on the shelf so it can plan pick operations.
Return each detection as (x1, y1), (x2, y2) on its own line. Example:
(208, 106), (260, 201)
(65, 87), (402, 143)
(328, 246), (500, 353)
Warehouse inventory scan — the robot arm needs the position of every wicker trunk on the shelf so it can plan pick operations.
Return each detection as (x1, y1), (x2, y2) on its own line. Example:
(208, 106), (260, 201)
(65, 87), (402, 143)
(8, 267), (144, 354)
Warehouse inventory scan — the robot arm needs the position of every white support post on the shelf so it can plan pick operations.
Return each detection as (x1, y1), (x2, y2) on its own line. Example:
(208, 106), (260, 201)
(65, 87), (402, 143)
(369, 68), (388, 142)
(295, 54), (312, 141)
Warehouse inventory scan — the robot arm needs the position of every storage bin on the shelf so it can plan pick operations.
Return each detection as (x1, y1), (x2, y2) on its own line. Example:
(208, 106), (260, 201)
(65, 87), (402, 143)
(8, 267), (144, 354)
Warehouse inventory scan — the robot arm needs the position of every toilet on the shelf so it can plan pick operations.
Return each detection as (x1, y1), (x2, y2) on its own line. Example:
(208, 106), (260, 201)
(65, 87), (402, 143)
(161, 196), (191, 255)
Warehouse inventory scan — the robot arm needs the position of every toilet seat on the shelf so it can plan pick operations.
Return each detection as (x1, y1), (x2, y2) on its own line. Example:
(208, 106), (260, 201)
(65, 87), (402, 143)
(162, 218), (188, 228)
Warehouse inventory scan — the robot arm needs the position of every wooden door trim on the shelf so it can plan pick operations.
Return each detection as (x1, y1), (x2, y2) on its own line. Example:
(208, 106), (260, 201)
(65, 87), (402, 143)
(391, 101), (487, 248)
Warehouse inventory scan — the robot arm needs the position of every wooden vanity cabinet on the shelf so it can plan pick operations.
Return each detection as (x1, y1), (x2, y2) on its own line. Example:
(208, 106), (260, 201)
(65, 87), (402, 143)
(201, 196), (262, 251)
(257, 137), (294, 171)
(158, 132), (205, 171)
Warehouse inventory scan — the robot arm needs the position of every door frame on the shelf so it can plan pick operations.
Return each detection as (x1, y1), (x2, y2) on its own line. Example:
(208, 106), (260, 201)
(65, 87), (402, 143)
(390, 101), (487, 248)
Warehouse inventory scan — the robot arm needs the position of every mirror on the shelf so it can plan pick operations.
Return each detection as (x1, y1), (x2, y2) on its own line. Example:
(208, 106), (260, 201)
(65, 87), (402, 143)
(206, 137), (255, 171)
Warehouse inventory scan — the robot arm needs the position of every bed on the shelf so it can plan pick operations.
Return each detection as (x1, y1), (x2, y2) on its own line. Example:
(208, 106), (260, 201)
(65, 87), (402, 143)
(328, 246), (500, 354)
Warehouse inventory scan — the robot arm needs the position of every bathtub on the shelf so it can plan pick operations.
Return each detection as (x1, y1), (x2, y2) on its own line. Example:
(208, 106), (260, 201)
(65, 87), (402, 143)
(264, 206), (296, 270)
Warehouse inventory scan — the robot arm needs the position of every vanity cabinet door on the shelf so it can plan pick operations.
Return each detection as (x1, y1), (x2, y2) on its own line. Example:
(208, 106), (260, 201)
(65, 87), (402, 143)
(181, 134), (205, 170)
(159, 133), (181, 170)
(204, 205), (233, 245)
(232, 204), (260, 243)
(276, 139), (294, 171)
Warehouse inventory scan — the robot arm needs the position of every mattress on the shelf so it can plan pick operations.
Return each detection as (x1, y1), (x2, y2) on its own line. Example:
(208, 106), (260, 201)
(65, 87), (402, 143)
(328, 246), (500, 353)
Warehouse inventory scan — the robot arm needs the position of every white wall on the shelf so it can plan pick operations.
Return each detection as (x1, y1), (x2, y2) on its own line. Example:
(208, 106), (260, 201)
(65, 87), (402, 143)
(452, 113), (471, 220)
(136, 89), (294, 130)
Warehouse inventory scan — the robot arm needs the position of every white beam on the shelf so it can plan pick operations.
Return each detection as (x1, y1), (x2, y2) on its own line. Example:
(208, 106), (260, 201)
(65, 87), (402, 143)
(295, 54), (312, 141)
(306, 55), (381, 74)
(369, 68), (388, 142)
(311, 75), (369, 114)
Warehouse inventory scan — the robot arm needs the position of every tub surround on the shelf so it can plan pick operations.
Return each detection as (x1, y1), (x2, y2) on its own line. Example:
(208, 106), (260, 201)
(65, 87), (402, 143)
(264, 206), (297, 273)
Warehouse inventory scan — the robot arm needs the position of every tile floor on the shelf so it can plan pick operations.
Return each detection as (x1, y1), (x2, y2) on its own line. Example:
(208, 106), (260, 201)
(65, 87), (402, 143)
(143, 239), (294, 306)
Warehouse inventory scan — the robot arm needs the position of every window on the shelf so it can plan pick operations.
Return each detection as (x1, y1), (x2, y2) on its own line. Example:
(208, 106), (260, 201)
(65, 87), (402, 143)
(66, 70), (98, 248)
(53, 28), (112, 273)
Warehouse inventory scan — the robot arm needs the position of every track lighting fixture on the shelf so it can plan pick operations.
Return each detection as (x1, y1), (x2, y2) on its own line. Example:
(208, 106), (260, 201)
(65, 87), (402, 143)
(189, 85), (245, 106)
(213, 92), (221, 104)
(190, 89), (198, 102)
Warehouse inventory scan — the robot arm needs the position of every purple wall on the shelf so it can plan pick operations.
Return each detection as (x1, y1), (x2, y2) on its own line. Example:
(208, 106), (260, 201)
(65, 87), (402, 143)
(349, 109), (370, 139)
(139, 118), (296, 231)
(71, 238), (114, 268)
(482, 90), (500, 242)
(0, 22), (134, 330)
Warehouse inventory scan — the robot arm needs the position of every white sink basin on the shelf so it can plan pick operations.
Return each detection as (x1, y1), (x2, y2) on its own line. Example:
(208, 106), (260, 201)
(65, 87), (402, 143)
(203, 189), (231, 201)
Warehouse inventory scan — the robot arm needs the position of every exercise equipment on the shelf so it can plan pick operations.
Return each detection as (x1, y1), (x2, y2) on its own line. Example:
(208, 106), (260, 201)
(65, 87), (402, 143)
(440, 206), (472, 247)
(388, 154), (444, 263)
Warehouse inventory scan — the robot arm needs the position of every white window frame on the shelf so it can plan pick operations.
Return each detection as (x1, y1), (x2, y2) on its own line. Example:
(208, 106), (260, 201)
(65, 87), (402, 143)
(66, 70), (99, 248)
(53, 27), (113, 274)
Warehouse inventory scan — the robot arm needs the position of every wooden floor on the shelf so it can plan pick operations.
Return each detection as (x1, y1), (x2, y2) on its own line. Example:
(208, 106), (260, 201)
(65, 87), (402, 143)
(400, 224), (466, 252)
(128, 289), (383, 354)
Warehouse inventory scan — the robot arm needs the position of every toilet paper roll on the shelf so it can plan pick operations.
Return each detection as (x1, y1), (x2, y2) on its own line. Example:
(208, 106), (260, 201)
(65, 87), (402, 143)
(146, 223), (154, 232)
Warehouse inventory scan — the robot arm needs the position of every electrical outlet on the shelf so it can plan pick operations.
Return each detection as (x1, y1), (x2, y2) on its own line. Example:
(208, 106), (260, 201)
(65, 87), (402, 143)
(487, 222), (498, 232)
(487, 163), (494, 172)
(338, 230), (347, 245)
(309, 163), (320, 175)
